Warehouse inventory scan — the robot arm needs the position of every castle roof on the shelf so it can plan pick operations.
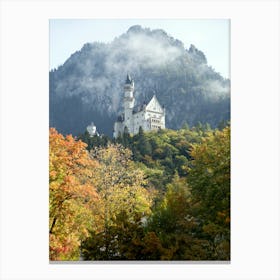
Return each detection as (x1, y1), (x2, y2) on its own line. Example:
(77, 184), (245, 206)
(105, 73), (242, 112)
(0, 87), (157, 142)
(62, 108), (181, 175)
(132, 103), (146, 114)
(116, 114), (125, 122)
(125, 74), (133, 84)
(132, 95), (164, 114)
(145, 95), (164, 113)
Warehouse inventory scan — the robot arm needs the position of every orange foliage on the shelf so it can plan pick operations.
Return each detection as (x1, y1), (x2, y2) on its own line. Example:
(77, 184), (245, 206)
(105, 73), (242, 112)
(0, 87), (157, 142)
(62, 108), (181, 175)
(49, 128), (99, 260)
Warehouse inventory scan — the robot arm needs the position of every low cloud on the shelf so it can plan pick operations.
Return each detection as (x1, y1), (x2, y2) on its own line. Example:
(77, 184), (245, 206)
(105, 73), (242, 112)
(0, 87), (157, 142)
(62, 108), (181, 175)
(105, 31), (183, 73)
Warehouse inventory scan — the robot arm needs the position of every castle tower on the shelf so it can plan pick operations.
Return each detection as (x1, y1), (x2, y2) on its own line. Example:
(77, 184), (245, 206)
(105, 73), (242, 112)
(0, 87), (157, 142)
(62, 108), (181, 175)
(86, 122), (99, 137)
(123, 74), (135, 132)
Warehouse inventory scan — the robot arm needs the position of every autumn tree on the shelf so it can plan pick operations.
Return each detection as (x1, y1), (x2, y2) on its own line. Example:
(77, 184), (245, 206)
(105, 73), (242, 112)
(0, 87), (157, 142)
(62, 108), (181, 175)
(146, 174), (211, 260)
(49, 128), (99, 260)
(187, 126), (230, 260)
(82, 144), (154, 260)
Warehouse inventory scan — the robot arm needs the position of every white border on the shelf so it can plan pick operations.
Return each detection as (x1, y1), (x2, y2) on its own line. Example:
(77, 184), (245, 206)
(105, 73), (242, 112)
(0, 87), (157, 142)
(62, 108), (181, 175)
(0, 1), (279, 279)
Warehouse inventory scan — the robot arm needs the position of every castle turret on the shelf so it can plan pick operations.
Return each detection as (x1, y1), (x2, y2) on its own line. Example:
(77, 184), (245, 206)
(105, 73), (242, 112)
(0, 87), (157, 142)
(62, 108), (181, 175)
(87, 122), (99, 137)
(123, 74), (135, 132)
(124, 74), (135, 109)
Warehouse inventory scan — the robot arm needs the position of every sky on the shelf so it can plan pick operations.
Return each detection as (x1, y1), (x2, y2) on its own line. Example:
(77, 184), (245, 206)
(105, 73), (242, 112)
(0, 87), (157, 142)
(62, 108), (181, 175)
(49, 19), (230, 79)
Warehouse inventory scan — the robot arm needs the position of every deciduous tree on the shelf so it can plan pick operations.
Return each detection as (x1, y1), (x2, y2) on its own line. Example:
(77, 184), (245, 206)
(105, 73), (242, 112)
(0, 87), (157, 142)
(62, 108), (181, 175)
(82, 144), (154, 260)
(188, 126), (230, 260)
(49, 128), (99, 260)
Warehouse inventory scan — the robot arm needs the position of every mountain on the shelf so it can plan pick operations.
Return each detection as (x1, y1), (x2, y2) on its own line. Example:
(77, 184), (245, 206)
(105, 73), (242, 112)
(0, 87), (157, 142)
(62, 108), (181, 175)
(50, 25), (230, 137)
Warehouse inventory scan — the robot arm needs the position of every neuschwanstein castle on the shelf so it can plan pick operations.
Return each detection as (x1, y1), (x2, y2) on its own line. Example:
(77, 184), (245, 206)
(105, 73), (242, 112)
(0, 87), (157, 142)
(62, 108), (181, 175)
(113, 75), (165, 138)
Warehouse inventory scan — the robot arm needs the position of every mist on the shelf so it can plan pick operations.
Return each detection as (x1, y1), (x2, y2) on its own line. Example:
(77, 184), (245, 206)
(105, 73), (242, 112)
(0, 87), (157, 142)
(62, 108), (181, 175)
(50, 25), (230, 136)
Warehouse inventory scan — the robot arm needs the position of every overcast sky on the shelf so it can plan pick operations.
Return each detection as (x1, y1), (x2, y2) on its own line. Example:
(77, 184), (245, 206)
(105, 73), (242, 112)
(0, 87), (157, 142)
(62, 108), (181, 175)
(50, 19), (230, 79)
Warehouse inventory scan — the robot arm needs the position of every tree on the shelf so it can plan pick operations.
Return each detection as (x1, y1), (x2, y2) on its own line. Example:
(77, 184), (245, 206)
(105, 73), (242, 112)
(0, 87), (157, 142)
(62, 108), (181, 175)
(187, 126), (230, 260)
(49, 128), (99, 260)
(181, 122), (190, 130)
(82, 144), (154, 260)
(77, 131), (109, 151)
(122, 126), (131, 147)
(147, 174), (203, 260)
(136, 128), (152, 157)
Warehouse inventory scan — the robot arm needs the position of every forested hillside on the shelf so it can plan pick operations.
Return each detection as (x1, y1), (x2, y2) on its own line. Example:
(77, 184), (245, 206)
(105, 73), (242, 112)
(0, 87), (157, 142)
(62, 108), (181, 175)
(50, 25), (230, 136)
(49, 123), (230, 261)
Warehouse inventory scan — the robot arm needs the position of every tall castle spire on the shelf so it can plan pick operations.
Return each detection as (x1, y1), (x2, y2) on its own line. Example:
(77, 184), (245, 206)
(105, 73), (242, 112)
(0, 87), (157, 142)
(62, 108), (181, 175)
(123, 74), (135, 133)
(126, 74), (133, 84)
(123, 73), (134, 106)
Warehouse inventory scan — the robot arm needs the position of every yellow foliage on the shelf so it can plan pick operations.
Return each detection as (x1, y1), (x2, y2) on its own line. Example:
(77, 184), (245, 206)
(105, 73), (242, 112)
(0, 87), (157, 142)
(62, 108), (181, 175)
(91, 144), (154, 227)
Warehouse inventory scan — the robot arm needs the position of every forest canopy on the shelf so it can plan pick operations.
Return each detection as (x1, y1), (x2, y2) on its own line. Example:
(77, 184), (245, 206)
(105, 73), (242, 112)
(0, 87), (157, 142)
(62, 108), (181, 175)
(49, 123), (230, 261)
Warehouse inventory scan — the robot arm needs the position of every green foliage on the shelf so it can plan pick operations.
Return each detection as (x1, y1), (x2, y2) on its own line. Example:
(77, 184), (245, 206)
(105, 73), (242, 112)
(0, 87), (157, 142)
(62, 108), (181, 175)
(188, 126), (230, 222)
(115, 126), (207, 192)
(77, 131), (109, 151)
(188, 126), (230, 260)
(82, 211), (146, 260)
(50, 124), (230, 260)
(146, 174), (209, 260)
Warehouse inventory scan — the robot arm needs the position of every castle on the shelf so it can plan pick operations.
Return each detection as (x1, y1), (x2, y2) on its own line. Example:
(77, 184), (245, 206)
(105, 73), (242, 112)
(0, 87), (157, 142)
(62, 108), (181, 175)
(86, 122), (99, 137)
(113, 75), (165, 138)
